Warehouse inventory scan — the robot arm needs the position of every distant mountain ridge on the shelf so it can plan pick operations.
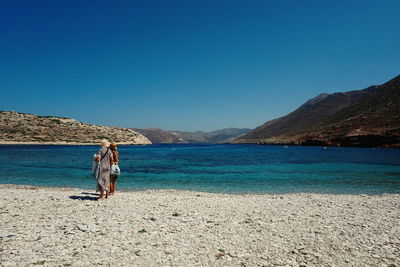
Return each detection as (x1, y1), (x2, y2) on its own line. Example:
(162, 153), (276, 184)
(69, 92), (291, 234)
(133, 127), (251, 144)
(0, 111), (151, 145)
(2, 75), (398, 148)
(234, 75), (400, 148)
(236, 86), (377, 141)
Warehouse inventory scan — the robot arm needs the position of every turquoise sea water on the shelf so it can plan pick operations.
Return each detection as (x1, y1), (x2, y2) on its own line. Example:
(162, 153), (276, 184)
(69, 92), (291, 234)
(0, 144), (399, 194)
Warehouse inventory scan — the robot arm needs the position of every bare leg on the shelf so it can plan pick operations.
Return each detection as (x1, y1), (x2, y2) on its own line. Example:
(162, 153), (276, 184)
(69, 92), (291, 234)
(99, 190), (104, 200)
(109, 176), (115, 195)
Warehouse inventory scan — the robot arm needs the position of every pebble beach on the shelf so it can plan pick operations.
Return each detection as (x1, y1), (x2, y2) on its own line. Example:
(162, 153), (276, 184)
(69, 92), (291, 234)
(1, 184), (399, 266)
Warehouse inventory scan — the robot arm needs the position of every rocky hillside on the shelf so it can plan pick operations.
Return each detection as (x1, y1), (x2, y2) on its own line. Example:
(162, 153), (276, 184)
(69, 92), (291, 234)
(134, 127), (251, 144)
(234, 75), (400, 148)
(0, 111), (151, 145)
(236, 87), (376, 142)
(202, 128), (252, 143)
(132, 128), (184, 143)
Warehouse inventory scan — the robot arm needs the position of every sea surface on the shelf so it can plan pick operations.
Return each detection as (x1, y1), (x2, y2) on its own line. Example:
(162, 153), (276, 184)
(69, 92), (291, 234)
(0, 144), (400, 194)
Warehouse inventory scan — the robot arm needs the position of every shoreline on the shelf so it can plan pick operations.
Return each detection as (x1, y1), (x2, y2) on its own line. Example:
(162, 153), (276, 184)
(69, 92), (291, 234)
(1, 142), (399, 149)
(1, 183), (398, 196)
(0, 141), (151, 145)
(1, 184), (399, 266)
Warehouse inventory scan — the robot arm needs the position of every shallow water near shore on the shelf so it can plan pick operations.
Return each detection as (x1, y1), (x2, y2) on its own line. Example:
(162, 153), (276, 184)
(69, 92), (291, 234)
(0, 144), (399, 194)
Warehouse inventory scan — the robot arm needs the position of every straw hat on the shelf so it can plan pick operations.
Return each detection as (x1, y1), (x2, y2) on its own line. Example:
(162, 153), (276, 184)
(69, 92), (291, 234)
(100, 139), (110, 147)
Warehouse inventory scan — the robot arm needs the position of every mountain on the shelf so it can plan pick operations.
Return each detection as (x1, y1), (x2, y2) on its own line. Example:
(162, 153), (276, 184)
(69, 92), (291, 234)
(132, 128), (184, 143)
(203, 128), (253, 143)
(0, 111), (151, 145)
(133, 127), (251, 144)
(234, 75), (400, 148)
(235, 86), (376, 142)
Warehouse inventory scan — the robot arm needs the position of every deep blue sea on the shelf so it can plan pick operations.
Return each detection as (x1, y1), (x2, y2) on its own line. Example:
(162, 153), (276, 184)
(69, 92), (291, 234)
(0, 144), (400, 194)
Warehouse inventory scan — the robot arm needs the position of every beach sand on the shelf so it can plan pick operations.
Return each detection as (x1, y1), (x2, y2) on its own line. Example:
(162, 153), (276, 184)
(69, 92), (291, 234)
(0, 185), (399, 266)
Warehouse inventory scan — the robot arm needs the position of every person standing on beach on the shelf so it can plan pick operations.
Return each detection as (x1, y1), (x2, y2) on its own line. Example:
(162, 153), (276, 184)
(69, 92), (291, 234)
(109, 142), (119, 195)
(96, 139), (114, 200)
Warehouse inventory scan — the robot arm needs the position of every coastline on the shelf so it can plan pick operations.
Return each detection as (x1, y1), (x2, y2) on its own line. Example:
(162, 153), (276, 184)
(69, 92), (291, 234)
(0, 141), (151, 146)
(1, 184), (399, 266)
(1, 142), (399, 150)
(1, 183), (399, 196)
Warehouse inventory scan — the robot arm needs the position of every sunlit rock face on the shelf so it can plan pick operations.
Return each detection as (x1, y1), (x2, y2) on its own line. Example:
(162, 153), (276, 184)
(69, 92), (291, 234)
(0, 111), (151, 145)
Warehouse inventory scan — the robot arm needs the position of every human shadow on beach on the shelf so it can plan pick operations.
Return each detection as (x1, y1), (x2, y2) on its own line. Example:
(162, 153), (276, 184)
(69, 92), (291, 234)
(69, 195), (99, 201)
(81, 192), (98, 196)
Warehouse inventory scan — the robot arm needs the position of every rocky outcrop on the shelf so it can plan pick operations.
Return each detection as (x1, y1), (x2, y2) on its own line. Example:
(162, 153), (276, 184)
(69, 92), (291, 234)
(133, 127), (251, 144)
(234, 75), (400, 148)
(0, 111), (151, 145)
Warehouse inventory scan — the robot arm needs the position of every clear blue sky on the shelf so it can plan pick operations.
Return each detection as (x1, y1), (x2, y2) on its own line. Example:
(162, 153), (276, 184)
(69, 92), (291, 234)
(0, 0), (399, 131)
